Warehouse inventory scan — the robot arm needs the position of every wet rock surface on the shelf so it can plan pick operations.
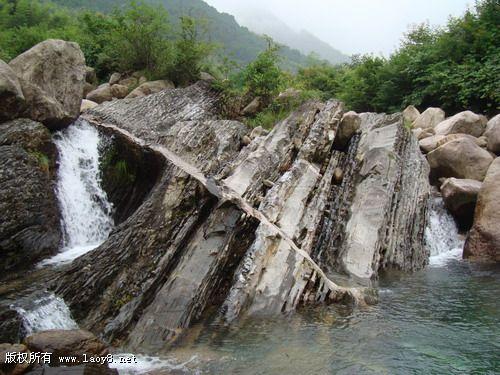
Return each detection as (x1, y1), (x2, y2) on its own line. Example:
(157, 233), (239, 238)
(53, 83), (431, 352)
(441, 178), (482, 230)
(0, 119), (61, 272)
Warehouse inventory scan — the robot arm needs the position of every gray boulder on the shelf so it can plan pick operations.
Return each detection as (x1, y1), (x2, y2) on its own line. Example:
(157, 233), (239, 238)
(412, 107), (445, 129)
(484, 114), (500, 154)
(434, 110), (488, 137)
(126, 80), (174, 99)
(441, 178), (482, 230)
(0, 59), (25, 122)
(403, 105), (420, 124)
(333, 111), (361, 149)
(427, 137), (494, 181)
(0, 119), (61, 271)
(9, 39), (86, 129)
(464, 158), (500, 262)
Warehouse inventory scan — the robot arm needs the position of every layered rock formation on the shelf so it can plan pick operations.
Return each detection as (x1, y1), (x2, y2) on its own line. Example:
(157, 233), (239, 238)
(0, 119), (61, 272)
(53, 82), (431, 352)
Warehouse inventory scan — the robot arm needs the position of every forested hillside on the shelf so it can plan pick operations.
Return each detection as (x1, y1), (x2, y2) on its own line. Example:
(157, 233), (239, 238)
(49, 0), (312, 70)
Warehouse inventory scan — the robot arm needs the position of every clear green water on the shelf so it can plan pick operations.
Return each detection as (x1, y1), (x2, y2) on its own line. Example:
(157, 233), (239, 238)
(172, 258), (499, 374)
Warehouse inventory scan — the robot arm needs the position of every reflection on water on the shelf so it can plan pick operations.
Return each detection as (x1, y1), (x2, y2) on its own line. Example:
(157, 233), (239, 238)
(170, 259), (500, 375)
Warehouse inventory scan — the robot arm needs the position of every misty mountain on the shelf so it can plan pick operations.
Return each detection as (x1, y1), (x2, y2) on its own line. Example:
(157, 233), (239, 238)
(49, 0), (313, 70)
(233, 8), (350, 65)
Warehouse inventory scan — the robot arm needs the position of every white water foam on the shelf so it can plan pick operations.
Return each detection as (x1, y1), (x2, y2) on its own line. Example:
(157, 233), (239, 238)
(112, 354), (199, 375)
(425, 194), (465, 267)
(40, 119), (114, 266)
(14, 293), (79, 335)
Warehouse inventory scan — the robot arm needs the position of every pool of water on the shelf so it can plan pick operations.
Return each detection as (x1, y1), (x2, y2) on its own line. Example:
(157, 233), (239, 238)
(168, 256), (500, 374)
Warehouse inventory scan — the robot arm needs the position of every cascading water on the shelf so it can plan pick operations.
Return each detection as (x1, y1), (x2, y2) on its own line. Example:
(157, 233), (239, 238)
(40, 119), (114, 266)
(15, 119), (114, 335)
(425, 192), (465, 266)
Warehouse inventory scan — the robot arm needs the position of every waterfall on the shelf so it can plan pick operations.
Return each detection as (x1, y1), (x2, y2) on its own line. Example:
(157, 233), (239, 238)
(425, 193), (465, 266)
(40, 119), (114, 267)
(14, 293), (79, 335)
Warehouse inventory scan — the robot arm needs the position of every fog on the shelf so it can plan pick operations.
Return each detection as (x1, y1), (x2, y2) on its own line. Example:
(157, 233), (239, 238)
(204, 0), (473, 56)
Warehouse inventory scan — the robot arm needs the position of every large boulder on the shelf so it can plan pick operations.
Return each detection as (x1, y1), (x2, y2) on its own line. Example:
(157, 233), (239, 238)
(86, 84), (113, 104)
(484, 114), (500, 155)
(24, 330), (108, 366)
(126, 80), (174, 99)
(403, 105), (420, 124)
(9, 39), (86, 130)
(441, 178), (482, 230)
(0, 119), (61, 271)
(419, 135), (447, 153)
(412, 107), (445, 129)
(427, 137), (494, 181)
(464, 158), (500, 262)
(0, 59), (25, 122)
(333, 111), (361, 149)
(434, 110), (488, 137)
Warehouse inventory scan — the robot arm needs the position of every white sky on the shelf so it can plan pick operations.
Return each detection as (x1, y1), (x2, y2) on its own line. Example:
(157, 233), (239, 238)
(204, 0), (473, 55)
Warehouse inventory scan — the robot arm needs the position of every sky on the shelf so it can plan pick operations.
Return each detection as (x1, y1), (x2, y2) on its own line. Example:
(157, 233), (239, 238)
(204, 0), (473, 56)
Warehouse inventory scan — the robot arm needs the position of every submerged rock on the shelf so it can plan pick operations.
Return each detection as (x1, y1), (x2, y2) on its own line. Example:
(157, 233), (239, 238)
(464, 158), (500, 262)
(0, 119), (61, 272)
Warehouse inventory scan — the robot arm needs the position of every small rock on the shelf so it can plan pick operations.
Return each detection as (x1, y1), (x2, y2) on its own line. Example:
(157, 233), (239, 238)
(434, 110), (488, 137)
(109, 72), (121, 85)
(276, 88), (302, 103)
(118, 77), (138, 89)
(110, 84), (129, 99)
(126, 80), (174, 99)
(403, 105), (420, 124)
(84, 66), (97, 85)
(334, 111), (361, 150)
(333, 168), (344, 185)
(80, 99), (98, 113)
(263, 179), (275, 188)
(242, 97), (262, 116)
(200, 72), (215, 81)
(242, 135), (252, 146)
(250, 126), (264, 139)
(412, 107), (445, 129)
(86, 84), (113, 104)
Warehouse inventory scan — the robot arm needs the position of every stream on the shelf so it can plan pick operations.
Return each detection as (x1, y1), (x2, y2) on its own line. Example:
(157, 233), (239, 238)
(4, 121), (500, 374)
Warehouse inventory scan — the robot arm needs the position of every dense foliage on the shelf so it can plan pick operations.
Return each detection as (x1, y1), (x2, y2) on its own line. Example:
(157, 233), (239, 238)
(0, 0), (497, 126)
(297, 0), (499, 115)
(0, 0), (211, 82)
